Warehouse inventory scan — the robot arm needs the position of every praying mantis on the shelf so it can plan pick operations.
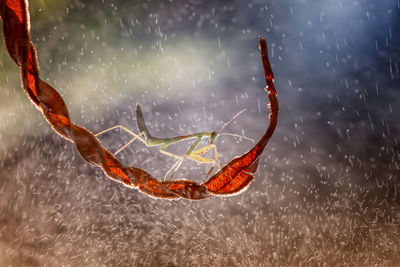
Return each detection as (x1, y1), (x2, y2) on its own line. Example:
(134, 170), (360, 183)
(95, 105), (253, 179)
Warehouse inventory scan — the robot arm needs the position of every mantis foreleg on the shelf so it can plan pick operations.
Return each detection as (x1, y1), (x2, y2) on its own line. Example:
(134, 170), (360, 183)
(185, 142), (220, 179)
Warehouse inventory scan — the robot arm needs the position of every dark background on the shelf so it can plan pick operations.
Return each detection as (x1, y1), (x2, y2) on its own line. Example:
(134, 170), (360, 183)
(0, 0), (399, 265)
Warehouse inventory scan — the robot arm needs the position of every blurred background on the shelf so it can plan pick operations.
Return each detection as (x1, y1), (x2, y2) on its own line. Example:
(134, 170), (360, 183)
(0, 0), (399, 265)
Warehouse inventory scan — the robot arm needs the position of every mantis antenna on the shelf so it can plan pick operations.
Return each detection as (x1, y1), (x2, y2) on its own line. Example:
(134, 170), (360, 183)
(217, 109), (255, 143)
(218, 109), (247, 133)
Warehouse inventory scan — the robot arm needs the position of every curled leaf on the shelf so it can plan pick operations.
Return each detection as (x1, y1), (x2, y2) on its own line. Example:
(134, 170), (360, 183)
(0, 0), (278, 199)
(203, 38), (279, 195)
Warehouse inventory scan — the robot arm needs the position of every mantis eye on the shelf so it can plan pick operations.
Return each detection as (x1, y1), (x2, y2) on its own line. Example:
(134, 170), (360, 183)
(210, 131), (218, 142)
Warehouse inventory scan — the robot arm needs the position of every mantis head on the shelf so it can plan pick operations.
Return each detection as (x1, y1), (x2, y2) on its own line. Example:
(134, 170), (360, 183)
(210, 131), (218, 143)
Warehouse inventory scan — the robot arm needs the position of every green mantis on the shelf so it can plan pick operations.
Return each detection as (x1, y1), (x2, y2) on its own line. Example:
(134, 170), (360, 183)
(95, 104), (253, 179)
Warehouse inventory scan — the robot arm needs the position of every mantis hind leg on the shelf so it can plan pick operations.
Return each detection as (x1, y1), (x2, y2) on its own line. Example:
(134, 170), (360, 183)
(95, 125), (147, 155)
(159, 144), (184, 180)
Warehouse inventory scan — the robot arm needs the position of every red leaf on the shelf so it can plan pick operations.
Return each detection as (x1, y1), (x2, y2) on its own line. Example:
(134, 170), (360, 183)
(1, 0), (278, 199)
